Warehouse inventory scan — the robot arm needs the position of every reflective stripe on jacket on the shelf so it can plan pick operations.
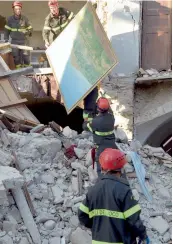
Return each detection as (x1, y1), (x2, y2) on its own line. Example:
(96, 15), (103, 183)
(43, 7), (74, 44)
(78, 174), (147, 244)
(83, 112), (115, 146)
(4, 15), (32, 45)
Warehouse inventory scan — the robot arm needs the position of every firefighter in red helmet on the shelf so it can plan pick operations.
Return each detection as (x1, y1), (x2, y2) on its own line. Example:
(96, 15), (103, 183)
(4, 1), (33, 69)
(78, 148), (150, 244)
(83, 97), (118, 176)
(43, 0), (74, 48)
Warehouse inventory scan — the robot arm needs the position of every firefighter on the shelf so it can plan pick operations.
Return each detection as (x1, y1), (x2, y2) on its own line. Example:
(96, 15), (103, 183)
(43, 0), (74, 48)
(4, 1), (32, 69)
(83, 97), (117, 176)
(78, 148), (150, 244)
(83, 87), (99, 122)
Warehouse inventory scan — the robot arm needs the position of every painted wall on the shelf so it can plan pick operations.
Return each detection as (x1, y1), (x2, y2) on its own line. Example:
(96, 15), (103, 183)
(106, 0), (140, 76)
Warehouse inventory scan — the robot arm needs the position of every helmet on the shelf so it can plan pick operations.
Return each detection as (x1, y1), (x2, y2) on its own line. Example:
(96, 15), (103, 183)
(12, 1), (22, 8)
(99, 148), (127, 171)
(48, 0), (58, 7)
(97, 97), (110, 111)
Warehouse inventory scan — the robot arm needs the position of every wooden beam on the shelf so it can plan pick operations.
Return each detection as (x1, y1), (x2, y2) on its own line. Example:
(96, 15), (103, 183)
(11, 44), (33, 51)
(0, 66), (33, 78)
(33, 67), (53, 75)
(0, 43), (12, 54)
(0, 99), (27, 109)
(0, 56), (10, 71)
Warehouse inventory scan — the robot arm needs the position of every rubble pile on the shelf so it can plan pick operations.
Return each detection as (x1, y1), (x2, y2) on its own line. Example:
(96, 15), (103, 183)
(138, 68), (172, 79)
(0, 126), (172, 244)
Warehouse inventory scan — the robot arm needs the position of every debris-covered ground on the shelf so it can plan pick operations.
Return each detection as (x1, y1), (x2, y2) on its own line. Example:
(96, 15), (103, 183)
(0, 126), (172, 244)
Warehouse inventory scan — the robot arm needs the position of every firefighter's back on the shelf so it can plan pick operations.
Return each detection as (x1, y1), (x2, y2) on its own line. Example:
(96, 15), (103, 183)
(87, 175), (136, 244)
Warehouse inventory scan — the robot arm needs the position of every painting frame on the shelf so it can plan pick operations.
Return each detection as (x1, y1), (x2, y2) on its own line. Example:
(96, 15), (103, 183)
(46, 2), (118, 114)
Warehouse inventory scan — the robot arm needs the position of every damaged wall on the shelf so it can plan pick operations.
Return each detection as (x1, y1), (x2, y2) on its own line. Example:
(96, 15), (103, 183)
(134, 81), (172, 145)
(105, 0), (140, 75)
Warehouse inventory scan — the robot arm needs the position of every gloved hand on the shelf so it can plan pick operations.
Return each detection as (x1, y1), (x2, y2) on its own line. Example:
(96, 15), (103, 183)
(138, 236), (150, 244)
(45, 42), (50, 49)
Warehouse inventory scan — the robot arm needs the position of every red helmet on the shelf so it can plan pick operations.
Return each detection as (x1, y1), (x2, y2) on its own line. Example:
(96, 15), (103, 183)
(97, 97), (110, 111)
(12, 1), (22, 8)
(48, 0), (58, 7)
(99, 148), (127, 171)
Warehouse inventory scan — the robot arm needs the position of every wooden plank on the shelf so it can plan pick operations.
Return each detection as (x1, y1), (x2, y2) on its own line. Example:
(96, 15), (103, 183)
(46, 2), (118, 114)
(33, 67), (53, 75)
(0, 43), (12, 54)
(12, 151), (36, 217)
(0, 109), (39, 126)
(11, 44), (33, 51)
(0, 78), (39, 124)
(0, 99), (27, 109)
(0, 52), (16, 70)
(0, 56), (10, 71)
(0, 66), (33, 78)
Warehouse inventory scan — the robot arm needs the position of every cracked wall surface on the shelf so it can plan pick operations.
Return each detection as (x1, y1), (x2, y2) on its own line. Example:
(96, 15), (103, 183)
(101, 75), (135, 139)
(104, 0), (140, 75)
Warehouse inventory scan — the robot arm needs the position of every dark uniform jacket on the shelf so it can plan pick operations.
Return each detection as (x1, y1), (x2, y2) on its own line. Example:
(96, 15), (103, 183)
(78, 174), (147, 244)
(43, 7), (74, 45)
(83, 111), (115, 147)
(4, 15), (32, 45)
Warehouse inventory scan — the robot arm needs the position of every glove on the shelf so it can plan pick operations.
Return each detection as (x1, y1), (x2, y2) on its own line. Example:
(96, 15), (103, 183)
(138, 237), (150, 244)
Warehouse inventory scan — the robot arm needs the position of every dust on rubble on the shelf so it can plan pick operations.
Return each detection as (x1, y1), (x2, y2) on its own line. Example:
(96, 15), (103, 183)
(0, 126), (172, 244)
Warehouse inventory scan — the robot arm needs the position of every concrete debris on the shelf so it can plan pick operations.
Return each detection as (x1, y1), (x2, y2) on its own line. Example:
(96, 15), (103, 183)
(44, 220), (56, 230)
(19, 237), (29, 244)
(114, 128), (128, 143)
(149, 216), (169, 235)
(0, 149), (14, 166)
(145, 68), (159, 76)
(124, 163), (134, 173)
(63, 126), (78, 139)
(139, 68), (172, 78)
(70, 227), (92, 244)
(49, 237), (61, 244)
(0, 235), (13, 244)
(74, 147), (85, 159)
(85, 149), (92, 167)
(0, 128), (171, 244)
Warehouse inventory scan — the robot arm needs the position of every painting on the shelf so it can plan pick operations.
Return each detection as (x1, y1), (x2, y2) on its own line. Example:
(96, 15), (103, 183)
(46, 2), (118, 114)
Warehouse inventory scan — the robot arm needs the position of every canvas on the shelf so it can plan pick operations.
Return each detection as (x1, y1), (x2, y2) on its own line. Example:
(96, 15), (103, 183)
(46, 2), (118, 114)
